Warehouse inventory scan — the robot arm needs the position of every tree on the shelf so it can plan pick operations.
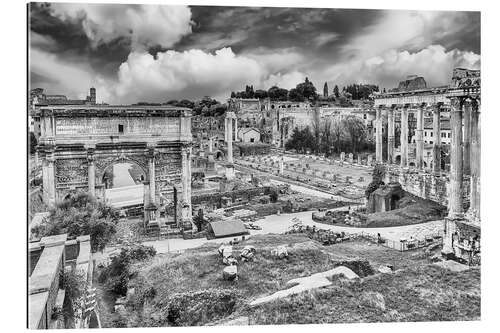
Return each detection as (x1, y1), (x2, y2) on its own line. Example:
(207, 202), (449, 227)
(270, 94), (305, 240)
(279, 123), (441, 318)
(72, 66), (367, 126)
(342, 116), (367, 154)
(29, 132), (37, 155)
(289, 77), (319, 102)
(98, 244), (156, 296)
(365, 164), (386, 198)
(254, 89), (268, 99)
(333, 85), (340, 98)
(30, 192), (119, 252)
(268, 86), (289, 101)
(285, 126), (315, 153)
(331, 116), (344, 154)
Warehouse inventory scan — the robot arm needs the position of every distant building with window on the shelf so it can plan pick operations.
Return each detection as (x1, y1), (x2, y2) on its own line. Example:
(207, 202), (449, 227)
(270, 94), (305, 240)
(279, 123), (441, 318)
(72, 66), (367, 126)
(238, 127), (261, 143)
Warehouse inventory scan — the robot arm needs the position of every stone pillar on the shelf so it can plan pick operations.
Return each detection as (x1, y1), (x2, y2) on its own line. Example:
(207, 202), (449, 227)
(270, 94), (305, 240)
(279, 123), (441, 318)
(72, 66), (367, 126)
(463, 99), (472, 175)
(181, 146), (193, 229)
(209, 137), (213, 153)
(42, 149), (56, 205)
(448, 97), (464, 218)
(400, 106), (409, 168)
(468, 99), (481, 220)
(375, 107), (383, 162)
(87, 154), (95, 197)
(279, 155), (284, 174)
(225, 113), (235, 164)
(432, 104), (441, 173)
(387, 106), (395, 164)
(142, 181), (150, 225)
(234, 117), (238, 142)
(148, 148), (156, 205)
(416, 104), (424, 169)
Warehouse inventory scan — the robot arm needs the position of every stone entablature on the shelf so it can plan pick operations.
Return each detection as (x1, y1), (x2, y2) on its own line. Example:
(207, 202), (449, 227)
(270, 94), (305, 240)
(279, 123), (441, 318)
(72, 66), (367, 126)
(38, 105), (192, 146)
(373, 87), (449, 107)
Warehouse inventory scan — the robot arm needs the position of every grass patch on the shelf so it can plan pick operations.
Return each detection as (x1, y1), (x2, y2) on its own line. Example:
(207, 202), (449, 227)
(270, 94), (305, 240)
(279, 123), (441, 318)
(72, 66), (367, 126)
(246, 265), (480, 324)
(114, 234), (479, 326)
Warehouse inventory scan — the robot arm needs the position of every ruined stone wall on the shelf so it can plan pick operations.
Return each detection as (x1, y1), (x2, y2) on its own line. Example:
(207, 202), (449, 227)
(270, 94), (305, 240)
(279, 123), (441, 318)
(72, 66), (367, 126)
(385, 166), (470, 209)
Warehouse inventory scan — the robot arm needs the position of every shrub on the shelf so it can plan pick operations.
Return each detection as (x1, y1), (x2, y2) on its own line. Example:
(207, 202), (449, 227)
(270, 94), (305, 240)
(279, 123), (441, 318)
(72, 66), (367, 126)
(99, 244), (156, 297)
(154, 289), (240, 326)
(30, 192), (119, 252)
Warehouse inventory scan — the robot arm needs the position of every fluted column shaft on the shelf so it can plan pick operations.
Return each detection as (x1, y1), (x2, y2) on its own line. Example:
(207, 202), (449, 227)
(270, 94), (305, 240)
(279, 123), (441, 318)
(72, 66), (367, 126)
(463, 100), (472, 175)
(448, 98), (464, 218)
(376, 107), (383, 162)
(416, 105), (424, 169)
(400, 107), (409, 168)
(387, 107), (395, 163)
(469, 99), (481, 219)
(432, 106), (441, 172)
(148, 150), (156, 205)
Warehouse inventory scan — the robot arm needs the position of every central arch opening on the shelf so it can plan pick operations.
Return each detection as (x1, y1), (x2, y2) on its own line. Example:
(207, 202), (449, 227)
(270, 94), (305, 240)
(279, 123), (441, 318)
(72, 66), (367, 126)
(102, 162), (146, 208)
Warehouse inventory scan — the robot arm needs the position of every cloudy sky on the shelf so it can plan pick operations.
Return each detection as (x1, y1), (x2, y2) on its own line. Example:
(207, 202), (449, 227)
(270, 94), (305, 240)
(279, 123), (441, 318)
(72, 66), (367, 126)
(29, 3), (480, 104)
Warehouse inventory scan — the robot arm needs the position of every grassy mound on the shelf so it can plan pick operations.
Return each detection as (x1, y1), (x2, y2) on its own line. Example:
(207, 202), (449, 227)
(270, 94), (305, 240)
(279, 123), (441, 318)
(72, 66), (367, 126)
(109, 234), (479, 327)
(246, 265), (480, 324)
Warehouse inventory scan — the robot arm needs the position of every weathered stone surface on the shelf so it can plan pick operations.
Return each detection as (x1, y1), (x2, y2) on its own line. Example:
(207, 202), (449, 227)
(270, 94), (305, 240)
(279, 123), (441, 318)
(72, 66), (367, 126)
(360, 292), (386, 311)
(250, 266), (358, 306)
(223, 265), (238, 281)
(271, 245), (288, 259)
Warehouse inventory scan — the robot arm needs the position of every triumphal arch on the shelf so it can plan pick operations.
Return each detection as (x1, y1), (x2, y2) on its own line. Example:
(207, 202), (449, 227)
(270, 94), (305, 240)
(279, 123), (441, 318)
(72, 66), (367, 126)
(36, 105), (194, 230)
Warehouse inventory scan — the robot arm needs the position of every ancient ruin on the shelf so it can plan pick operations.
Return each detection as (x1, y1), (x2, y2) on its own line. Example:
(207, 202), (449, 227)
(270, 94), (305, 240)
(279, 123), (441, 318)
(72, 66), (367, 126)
(36, 105), (194, 230)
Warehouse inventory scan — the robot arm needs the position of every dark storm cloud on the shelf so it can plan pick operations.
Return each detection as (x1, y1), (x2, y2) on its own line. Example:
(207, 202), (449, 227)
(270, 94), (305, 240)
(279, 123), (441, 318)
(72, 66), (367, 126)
(29, 2), (132, 77)
(29, 3), (481, 103)
(175, 6), (384, 58)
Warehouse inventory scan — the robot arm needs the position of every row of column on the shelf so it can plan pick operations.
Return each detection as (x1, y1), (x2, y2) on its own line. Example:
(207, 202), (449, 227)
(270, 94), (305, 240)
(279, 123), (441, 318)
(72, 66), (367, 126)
(376, 104), (441, 172)
(448, 97), (481, 220)
(376, 99), (480, 219)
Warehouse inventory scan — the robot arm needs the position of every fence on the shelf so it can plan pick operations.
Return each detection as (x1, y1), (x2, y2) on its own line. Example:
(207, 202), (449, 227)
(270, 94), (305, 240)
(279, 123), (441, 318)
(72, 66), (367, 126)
(353, 231), (444, 252)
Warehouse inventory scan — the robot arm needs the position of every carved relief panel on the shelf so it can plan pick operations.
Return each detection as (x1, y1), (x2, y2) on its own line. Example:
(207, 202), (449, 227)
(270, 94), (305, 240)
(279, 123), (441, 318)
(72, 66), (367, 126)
(55, 158), (88, 186)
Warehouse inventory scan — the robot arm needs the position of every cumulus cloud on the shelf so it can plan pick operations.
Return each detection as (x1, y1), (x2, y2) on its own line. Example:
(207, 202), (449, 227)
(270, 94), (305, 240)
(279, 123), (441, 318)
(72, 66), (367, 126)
(341, 10), (476, 59)
(320, 45), (480, 89)
(112, 48), (265, 103)
(262, 71), (308, 90)
(51, 3), (192, 50)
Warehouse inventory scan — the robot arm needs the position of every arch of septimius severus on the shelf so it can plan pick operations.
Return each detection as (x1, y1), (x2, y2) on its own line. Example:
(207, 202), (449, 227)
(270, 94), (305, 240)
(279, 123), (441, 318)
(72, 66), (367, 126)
(36, 105), (194, 230)
(373, 68), (480, 263)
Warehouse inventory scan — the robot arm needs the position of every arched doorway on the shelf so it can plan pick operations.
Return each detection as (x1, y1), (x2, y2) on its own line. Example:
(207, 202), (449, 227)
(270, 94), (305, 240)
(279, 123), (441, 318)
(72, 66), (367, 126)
(101, 161), (147, 209)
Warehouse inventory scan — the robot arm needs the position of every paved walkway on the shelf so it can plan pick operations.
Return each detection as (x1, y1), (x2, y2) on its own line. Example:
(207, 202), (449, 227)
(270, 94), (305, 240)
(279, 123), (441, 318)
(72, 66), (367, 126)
(95, 208), (443, 259)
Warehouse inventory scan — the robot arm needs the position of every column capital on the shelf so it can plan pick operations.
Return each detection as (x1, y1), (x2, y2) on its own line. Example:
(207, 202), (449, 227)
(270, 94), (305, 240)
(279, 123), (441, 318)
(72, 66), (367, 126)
(449, 96), (465, 111)
(147, 147), (158, 159)
(87, 153), (95, 163)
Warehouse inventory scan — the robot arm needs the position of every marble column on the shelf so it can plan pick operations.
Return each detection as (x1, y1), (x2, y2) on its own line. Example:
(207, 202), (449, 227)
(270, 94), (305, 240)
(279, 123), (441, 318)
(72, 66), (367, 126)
(181, 146), (193, 228)
(387, 106), (395, 164)
(87, 153), (95, 197)
(469, 99), (481, 219)
(148, 148), (156, 205)
(375, 107), (383, 163)
(43, 150), (56, 205)
(415, 104), (424, 169)
(234, 117), (238, 142)
(448, 97), (464, 218)
(432, 104), (442, 173)
(208, 137), (213, 153)
(227, 120), (234, 164)
(463, 99), (472, 175)
(400, 106), (409, 168)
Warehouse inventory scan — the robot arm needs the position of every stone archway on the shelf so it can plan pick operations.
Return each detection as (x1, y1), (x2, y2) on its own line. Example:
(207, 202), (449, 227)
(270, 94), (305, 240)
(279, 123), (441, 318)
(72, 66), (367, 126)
(37, 105), (194, 230)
